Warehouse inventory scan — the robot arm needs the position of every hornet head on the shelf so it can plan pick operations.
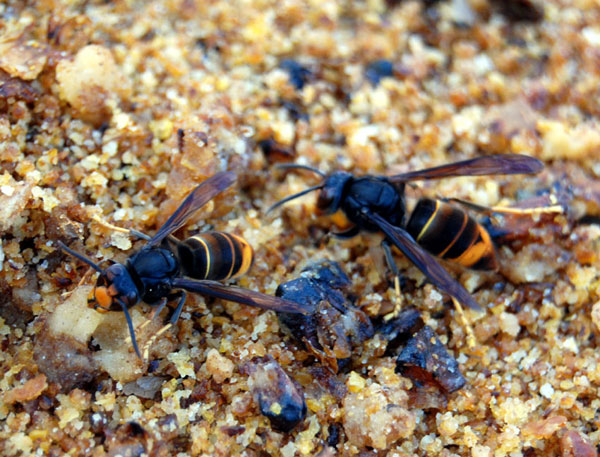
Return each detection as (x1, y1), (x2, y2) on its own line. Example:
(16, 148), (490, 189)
(267, 164), (352, 215)
(88, 263), (140, 312)
(57, 241), (143, 358)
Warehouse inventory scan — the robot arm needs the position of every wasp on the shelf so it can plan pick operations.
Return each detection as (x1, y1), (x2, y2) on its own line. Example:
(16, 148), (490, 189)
(268, 154), (549, 313)
(58, 171), (312, 358)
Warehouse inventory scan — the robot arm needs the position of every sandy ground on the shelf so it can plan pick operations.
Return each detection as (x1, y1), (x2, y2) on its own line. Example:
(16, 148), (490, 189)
(0, 0), (599, 456)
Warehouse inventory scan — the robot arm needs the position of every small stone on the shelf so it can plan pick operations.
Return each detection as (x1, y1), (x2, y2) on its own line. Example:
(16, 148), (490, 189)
(56, 45), (130, 125)
(343, 381), (415, 449)
(204, 348), (234, 383)
(560, 430), (597, 457)
(346, 372), (366, 393)
(591, 300), (600, 332)
(279, 59), (312, 90)
(472, 445), (492, 457)
(365, 60), (394, 85)
(245, 355), (306, 433)
(540, 383), (554, 399)
(277, 261), (373, 373)
(499, 312), (520, 337)
(0, 36), (47, 80)
(396, 326), (466, 393)
(4, 374), (48, 404)
(522, 415), (566, 439)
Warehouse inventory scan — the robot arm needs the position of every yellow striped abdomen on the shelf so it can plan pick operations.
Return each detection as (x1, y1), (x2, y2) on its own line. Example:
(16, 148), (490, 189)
(177, 232), (254, 280)
(406, 198), (498, 271)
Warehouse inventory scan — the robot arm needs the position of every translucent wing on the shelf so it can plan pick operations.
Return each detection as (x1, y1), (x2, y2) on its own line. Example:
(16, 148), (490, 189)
(370, 212), (482, 310)
(149, 172), (236, 246)
(390, 154), (542, 182)
(173, 278), (315, 314)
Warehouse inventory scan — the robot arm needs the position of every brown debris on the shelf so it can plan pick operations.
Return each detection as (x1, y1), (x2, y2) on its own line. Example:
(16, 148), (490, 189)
(105, 422), (153, 457)
(3, 269), (38, 326)
(277, 261), (374, 372)
(407, 385), (448, 410)
(560, 430), (598, 457)
(122, 376), (165, 400)
(307, 366), (348, 401)
(522, 415), (567, 439)
(47, 15), (92, 51)
(395, 325), (466, 393)
(33, 321), (100, 392)
(0, 279), (34, 329)
(0, 34), (47, 80)
(4, 374), (48, 404)
(259, 138), (296, 162)
(342, 379), (416, 449)
(0, 180), (32, 233)
(244, 355), (307, 433)
(490, 0), (543, 22)
(0, 0), (598, 455)
(55, 44), (129, 126)
(0, 70), (39, 102)
(42, 208), (84, 244)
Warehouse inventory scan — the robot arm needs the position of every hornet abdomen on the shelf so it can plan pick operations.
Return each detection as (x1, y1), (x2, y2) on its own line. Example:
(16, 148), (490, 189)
(406, 198), (498, 271)
(178, 231), (254, 280)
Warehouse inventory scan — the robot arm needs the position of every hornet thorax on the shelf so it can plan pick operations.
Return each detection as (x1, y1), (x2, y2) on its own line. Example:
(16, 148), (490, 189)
(317, 174), (406, 232)
(128, 247), (179, 304)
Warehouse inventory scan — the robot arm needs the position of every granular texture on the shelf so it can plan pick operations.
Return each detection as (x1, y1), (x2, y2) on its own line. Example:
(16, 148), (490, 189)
(0, 1), (599, 456)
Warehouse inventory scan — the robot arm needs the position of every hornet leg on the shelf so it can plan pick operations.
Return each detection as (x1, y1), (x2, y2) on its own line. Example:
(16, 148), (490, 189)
(438, 196), (563, 216)
(452, 297), (476, 349)
(91, 215), (152, 240)
(117, 298), (142, 359)
(142, 291), (187, 360)
(381, 240), (403, 321)
(169, 290), (188, 325)
(126, 297), (170, 340)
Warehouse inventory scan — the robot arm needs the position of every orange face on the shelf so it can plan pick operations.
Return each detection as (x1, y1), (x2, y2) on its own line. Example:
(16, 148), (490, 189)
(88, 286), (110, 311)
(329, 210), (354, 232)
(87, 263), (141, 312)
(88, 275), (119, 312)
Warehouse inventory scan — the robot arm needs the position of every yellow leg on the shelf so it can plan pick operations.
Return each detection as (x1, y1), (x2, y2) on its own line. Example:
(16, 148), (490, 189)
(124, 316), (154, 347)
(124, 299), (167, 346)
(142, 323), (173, 360)
(60, 267), (94, 298)
(381, 241), (404, 321)
(91, 214), (131, 234)
(384, 275), (403, 321)
(452, 297), (476, 349)
(487, 205), (563, 215)
(91, 215), (151, 240)
(441, 196), (563, 216)
(490, 194), (563, 215)
(77, 268), (93, 287)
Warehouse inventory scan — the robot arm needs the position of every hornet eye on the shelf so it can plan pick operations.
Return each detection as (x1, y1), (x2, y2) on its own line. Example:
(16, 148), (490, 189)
(96, 274), (107, 287)
(317, 187), (337, 212)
